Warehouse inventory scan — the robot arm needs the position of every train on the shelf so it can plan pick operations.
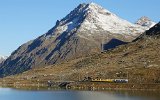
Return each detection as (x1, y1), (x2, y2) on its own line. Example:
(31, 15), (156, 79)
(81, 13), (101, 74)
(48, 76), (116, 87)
(89, 78), (128, 83)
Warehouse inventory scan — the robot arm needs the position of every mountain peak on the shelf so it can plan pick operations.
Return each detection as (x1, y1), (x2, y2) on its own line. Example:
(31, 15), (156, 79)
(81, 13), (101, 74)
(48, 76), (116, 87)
(88, 2), (108, 10)
(135, 16), (156, 28)
(89, 2), (97, 5)
(87, 2), (112, 15)
(47, 2), (146, 37)
(77, 2), (106, 10)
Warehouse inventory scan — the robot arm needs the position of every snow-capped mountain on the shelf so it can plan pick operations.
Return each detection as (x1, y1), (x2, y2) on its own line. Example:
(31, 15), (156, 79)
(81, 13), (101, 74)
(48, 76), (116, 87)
(0, 3), (148, 77)
(0, 55), (7, 63)
(135, 16), (156, 28)
(47, 3), (146, 38)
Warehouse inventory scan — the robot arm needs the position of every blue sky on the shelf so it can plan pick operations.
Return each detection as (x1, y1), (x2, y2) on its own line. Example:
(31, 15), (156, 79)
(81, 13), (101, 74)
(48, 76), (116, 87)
(0, 0), (159, 55)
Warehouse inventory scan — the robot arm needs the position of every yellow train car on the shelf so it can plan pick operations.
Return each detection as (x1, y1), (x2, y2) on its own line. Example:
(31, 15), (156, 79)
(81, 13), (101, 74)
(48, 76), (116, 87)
(91, 79), (115, 83)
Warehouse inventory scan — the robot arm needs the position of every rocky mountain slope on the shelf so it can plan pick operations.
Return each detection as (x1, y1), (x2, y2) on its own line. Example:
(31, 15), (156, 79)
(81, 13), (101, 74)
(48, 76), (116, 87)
(1, 22), (160, 84)
(0, 3), (147, 77)
(135, 16), (156, 28)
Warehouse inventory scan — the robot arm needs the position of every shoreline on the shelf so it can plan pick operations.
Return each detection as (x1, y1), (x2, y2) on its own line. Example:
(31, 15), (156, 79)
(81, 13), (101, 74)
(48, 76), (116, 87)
(67, 82), (160, 91)
(1, 82), (160, 91)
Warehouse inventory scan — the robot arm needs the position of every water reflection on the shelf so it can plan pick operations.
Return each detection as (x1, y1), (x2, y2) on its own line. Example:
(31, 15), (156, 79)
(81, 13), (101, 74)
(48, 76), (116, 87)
(77, 91), (160, 100)
(0, 88), (159, 100)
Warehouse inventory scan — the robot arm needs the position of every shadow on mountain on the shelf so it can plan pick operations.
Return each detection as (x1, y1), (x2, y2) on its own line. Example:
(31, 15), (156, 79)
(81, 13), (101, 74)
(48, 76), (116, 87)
(103, 38), (128, 50)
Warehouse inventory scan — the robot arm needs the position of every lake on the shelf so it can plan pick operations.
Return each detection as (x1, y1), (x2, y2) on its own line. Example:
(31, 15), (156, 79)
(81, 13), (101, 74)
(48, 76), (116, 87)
(0, 88), (160, 100)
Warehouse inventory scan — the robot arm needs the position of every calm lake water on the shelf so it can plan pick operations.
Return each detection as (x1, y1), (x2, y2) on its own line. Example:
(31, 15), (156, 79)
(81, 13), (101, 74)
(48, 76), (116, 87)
(0, 88), (160, 100)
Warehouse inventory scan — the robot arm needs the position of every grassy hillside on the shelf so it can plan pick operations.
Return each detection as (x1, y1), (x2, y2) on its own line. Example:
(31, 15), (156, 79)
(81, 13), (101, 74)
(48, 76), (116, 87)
(0, 35), (160, 87)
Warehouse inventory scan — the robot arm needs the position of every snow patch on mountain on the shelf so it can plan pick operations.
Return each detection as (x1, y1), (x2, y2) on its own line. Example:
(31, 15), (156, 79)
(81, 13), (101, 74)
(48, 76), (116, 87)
(0, 55), (8, 63)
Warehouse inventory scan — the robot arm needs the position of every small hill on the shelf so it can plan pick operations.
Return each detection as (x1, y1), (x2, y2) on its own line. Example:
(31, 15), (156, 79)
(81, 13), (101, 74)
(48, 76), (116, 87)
(145, 22), (160, 36)
(134, 22), (160, 41)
